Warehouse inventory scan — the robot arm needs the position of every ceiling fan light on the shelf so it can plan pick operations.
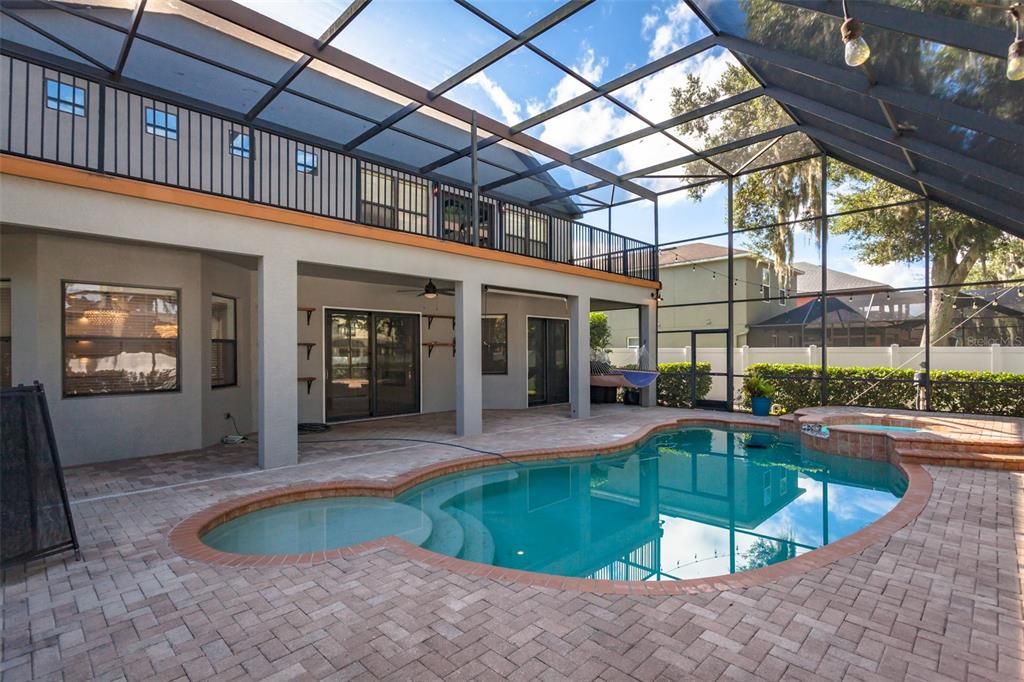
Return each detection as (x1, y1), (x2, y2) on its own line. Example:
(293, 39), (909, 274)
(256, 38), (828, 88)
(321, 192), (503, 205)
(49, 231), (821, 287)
(423, 291), (437, 300)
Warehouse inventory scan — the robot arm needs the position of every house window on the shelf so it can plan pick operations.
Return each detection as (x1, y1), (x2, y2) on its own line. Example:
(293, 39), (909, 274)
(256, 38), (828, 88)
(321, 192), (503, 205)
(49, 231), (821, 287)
(211, 295), (237, 388)
(296, 148), (318, 174)
(45, 79), (85, 116)
(145, 107), (178, 140)
(482, 314), (507, 375)
(1, 279), (10, 389)
(62, 282), (179, 396)
(761, 267), (771, 301)
(626, 336), (640, 349)
(359, 168), (429, 232)
(229, 132), (251, 159)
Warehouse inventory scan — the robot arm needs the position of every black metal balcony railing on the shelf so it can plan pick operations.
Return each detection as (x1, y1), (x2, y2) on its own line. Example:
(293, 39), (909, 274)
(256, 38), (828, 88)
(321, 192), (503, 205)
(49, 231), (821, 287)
(0, 55), (659, 282)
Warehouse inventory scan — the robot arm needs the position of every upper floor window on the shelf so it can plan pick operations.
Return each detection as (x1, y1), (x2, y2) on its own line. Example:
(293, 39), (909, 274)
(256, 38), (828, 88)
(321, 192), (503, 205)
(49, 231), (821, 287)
(359, 168), (429, 232)
(229, 132), (251, 159)
(296, 149), (318, 174)
(211, 295), (237, 388)
(145, 107), (178, 140)
(63, 282), (179, 396)
(46, 79), (85, 116)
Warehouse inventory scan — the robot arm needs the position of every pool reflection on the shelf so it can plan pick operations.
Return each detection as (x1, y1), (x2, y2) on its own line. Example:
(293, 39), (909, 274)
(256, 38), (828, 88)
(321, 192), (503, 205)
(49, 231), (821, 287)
(398, 429), (905, 581)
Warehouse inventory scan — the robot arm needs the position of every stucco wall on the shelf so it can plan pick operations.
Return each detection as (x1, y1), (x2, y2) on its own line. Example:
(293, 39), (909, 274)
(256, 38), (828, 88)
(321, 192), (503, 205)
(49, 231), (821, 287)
(0, 174), (654, 466)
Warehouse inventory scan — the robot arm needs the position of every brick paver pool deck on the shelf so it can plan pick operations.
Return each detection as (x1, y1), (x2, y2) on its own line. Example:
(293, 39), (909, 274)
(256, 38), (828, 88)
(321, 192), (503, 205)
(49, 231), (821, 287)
(2, 405), (1022, 681)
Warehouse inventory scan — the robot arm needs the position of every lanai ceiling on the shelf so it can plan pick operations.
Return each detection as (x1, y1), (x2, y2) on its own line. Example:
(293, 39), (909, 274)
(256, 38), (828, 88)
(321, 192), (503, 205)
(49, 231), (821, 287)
(0, 0), (1021, 235)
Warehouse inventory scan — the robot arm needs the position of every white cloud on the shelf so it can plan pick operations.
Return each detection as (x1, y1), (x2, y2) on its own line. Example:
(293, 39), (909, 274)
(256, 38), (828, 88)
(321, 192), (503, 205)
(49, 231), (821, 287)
(465, 72), (521, 126)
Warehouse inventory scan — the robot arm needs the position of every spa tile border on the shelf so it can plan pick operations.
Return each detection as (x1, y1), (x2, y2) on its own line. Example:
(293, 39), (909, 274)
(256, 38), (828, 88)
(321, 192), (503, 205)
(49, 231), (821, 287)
(169, 413), (933, 594)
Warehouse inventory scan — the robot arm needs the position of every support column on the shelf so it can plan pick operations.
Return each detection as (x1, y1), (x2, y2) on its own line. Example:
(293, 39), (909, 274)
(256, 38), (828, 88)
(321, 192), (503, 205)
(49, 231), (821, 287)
(258, 253), (297, 469)
(640, 301), (658, 407)
(569, 294), (591, 419)
(456, 278), (483, 436)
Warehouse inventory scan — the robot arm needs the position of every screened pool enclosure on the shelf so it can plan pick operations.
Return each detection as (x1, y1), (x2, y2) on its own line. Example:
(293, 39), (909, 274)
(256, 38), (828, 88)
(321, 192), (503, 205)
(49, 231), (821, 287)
(1, 0), (1021, 414)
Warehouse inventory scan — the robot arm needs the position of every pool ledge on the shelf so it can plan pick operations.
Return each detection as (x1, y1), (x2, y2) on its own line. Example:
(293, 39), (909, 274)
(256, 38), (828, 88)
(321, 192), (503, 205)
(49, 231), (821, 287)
(168, 414), (933, 595)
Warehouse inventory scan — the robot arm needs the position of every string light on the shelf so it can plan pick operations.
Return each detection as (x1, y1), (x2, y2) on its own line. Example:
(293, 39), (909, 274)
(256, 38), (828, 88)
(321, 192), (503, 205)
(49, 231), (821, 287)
(1009, 5), (1024, 81)
(840, 0), (871, 67)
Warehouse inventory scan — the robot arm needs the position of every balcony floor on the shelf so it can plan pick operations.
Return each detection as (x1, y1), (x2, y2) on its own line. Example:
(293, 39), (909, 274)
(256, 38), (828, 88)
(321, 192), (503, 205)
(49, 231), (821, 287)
(2, 405), (1021, 681)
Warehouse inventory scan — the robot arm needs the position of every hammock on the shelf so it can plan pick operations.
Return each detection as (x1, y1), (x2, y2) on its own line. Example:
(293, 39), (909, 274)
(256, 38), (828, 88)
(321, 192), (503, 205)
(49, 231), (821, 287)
(590, 369), (660, 389)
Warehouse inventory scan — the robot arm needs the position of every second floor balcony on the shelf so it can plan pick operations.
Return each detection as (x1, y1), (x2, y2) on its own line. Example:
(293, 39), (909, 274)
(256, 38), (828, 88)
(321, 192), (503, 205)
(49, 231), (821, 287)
(0, 54), (659, 283)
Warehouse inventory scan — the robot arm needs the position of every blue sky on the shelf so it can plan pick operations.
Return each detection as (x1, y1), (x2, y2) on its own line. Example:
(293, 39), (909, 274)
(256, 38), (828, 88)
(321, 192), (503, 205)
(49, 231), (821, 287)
(236, 0), (928, 287)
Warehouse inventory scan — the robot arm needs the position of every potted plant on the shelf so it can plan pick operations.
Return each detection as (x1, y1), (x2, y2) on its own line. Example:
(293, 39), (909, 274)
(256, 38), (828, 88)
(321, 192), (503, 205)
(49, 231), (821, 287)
(744, 376), (775, 416)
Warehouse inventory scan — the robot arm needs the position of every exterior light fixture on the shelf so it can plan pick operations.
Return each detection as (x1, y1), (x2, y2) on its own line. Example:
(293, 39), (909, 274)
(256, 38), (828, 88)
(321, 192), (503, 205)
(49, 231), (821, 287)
(840, 0), (871, 67)
(651, 291), (663, 302)
(1009, 5), (1024, 81)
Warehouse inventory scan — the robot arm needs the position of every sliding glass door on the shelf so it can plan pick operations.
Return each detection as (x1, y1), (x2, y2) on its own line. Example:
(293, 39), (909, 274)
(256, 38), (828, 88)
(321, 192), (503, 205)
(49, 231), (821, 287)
(527, 317), (569, 406)
(325, 309), (419, 421)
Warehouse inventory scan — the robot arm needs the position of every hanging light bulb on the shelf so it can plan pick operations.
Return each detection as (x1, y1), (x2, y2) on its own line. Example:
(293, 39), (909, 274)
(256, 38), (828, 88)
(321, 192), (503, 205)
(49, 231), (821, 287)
(840, 0), (871, 67)
(1009, 6), (1024, 81)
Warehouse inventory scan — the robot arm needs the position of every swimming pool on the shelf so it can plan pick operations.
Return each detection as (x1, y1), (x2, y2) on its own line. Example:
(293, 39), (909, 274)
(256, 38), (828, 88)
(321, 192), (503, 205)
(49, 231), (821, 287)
(201, 428), (906, 581)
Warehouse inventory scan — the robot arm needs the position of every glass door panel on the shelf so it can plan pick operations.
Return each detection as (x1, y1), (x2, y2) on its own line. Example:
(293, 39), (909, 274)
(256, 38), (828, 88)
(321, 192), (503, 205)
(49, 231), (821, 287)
(528, 318), (569, 406)
(528, 318), (546, 405)
(546, 319), (569, 404)
(374, 313), (419, 417)
(326, 311), (371, 421)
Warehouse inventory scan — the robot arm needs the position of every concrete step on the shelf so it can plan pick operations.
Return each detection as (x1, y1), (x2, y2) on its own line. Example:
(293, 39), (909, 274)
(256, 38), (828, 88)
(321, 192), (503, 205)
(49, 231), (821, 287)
(449, 507), (495, 565)
(421, 506), (465, 557)
(896, 448), (1024, 471)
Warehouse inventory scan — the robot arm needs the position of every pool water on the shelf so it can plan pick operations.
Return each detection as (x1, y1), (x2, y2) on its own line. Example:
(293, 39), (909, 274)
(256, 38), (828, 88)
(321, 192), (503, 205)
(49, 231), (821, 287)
(202, 428), (907, 581)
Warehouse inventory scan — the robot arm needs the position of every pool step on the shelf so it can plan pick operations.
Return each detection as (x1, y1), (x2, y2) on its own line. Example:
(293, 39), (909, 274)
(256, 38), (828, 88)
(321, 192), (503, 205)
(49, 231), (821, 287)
(420, 507), (465, 557)
(896, 448), (1024, 471)
(448, 507), (495, 565)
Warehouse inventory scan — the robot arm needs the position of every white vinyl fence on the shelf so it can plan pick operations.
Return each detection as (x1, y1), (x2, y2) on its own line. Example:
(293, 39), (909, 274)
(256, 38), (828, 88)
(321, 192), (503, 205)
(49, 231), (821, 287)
(608, 344), (1024, 402)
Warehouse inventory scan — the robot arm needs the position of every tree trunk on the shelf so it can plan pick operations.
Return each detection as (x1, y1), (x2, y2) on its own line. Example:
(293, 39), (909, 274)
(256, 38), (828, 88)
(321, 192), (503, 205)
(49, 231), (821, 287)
(926, 248), (983, 346)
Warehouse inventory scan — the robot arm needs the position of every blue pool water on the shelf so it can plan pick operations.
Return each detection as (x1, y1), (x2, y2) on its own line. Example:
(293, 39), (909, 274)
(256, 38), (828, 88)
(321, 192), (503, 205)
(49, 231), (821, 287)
(203, 428), (907, 581)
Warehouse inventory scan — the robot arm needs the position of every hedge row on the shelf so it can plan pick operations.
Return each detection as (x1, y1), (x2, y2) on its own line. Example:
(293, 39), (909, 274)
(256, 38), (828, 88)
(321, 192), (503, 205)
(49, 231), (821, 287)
(623, 362), (714, 408)
(746, 363), (1024, 417)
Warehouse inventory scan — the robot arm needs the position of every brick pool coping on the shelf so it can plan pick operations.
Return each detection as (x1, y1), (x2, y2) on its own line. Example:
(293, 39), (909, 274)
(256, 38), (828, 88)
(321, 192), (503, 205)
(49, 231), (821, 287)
(168, 414), (933, 594)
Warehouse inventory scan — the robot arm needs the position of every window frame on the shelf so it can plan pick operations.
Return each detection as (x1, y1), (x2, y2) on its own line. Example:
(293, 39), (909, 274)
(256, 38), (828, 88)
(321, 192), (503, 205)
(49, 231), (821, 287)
(482, 313), (509, 375)
(0, 278), (11, 389)
(359, 167), (430, 231)
(296, 148), (319, 175)
(626, 336), (640, 349)
(144, 106), (178, 140)
(211, 293), (238, 389)
(45, 78), (86, 116)
(61, 279), (181, 398)
(229, 131), (251, 159)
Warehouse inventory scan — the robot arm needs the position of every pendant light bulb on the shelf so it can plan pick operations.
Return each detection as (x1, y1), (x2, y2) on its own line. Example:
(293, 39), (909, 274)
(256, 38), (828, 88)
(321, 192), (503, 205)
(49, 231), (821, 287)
(1009, 8), (1024, 81)
(840, 2), (870, 67)
(842, 19), (870, 66)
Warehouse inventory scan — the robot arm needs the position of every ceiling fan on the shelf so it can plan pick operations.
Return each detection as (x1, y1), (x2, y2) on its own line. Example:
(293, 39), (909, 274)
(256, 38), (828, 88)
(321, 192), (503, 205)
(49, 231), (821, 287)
(397, 279), (455, 299)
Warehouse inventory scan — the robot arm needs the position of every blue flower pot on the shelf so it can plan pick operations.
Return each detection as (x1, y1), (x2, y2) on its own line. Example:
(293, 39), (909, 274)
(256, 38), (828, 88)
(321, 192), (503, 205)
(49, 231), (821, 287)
(751, 396), (772, 416)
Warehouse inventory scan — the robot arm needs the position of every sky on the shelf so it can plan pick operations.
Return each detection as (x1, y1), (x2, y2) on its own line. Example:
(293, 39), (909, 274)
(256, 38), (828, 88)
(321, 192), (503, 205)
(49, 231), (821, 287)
(235, 0), (928, 287)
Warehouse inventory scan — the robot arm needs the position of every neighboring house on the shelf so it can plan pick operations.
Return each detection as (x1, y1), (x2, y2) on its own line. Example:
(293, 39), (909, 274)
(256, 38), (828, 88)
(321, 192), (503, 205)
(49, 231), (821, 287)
(0, 6), (660, 467)
(608, 242), (796, 351)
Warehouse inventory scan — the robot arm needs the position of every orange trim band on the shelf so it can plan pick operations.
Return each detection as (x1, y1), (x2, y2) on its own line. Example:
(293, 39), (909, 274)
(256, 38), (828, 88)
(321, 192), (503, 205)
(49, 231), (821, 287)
(0, 155), (660, 289)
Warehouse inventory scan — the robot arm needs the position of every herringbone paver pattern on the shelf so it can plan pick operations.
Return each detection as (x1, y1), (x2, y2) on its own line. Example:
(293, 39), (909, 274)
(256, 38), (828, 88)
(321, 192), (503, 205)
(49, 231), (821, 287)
(2, 406), (1022, 681)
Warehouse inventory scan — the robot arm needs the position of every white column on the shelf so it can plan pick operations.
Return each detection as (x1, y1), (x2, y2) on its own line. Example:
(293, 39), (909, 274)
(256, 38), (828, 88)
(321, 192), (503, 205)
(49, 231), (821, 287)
(639, 301), (658, 407)
(455, 278), (483, 436)
(257, 253), (297, 469)
(991, 343), (1002, 373)
(569, 294), (591, 419)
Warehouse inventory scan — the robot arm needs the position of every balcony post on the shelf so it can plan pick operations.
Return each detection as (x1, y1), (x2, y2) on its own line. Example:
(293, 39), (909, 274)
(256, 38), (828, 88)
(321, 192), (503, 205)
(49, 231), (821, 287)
(471, 111), (480, 248)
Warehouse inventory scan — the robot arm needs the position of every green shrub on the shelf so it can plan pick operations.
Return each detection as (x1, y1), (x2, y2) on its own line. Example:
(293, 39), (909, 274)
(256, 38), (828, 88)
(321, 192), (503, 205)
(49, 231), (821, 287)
(626, 362), (712, 407)
(746, 363), (1024, 417)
